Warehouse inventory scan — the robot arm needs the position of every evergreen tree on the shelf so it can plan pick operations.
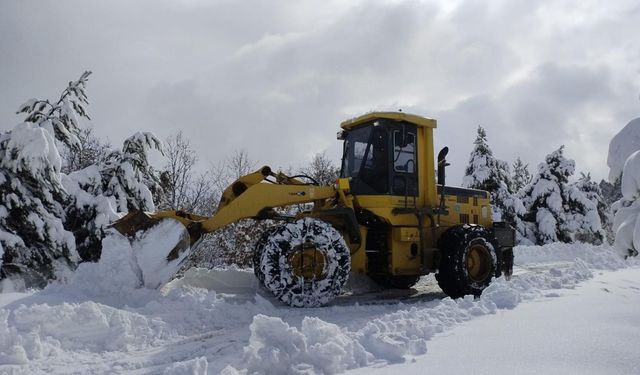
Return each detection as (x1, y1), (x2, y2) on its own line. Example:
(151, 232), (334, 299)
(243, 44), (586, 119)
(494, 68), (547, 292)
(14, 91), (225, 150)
(16, 71), (91, 150)
(101, 132), (163, 212)
(520, 146), (604, 245)
(462, 126), (524, 226)
(62, 165), (120, 262)
(0, 72), (92, 287)
(574, 172), (611, 243)
(462, 126), (497, 191)
(511, 157), (532, 193)
(600, 178), (622, 207)
(63, 132), (164, 262)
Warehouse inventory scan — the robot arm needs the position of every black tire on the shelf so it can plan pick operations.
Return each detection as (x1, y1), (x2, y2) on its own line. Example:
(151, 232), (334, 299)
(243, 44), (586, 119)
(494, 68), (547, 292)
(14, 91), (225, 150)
(257, 218), (351, 307)
(436, 225), (502, 298)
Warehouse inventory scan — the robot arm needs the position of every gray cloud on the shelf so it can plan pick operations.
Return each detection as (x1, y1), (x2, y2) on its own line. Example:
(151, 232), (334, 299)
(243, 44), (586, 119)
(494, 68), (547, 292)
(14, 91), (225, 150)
(1, 0), (638, 185)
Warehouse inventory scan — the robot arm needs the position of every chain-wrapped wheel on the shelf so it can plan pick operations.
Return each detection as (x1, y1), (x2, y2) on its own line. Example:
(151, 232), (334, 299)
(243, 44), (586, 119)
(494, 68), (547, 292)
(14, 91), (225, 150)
(436, 224), (502, 298)
(253, 228), (275, 285)
(256, 218), (351, 307)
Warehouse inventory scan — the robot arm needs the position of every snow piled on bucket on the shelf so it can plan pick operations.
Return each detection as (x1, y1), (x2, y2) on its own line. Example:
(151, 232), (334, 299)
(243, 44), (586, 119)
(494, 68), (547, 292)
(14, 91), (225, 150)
(131, 219), (192, 289)
(43, 220), (189, 308)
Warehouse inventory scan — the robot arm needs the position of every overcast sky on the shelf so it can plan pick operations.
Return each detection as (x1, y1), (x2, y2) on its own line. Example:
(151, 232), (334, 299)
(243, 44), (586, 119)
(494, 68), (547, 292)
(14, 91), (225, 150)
(1, 0), (639, 184)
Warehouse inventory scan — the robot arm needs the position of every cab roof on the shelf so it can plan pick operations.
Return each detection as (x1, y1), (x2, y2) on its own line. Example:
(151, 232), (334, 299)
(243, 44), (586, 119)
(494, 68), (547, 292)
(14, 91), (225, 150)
(340, 111), (437, 130)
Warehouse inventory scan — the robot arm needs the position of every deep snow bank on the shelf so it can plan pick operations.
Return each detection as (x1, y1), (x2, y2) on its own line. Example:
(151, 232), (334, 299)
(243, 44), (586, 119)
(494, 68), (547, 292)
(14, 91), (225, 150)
(607, 117), (640, 182)
(0, 232), (175, 365)
(612, 150), (640, 258)
(0, 222), (192, 366)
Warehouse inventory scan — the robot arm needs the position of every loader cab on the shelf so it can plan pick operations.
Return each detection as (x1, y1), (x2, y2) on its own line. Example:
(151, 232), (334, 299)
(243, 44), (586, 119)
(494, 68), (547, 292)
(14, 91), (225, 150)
(340, 120), (418, 196)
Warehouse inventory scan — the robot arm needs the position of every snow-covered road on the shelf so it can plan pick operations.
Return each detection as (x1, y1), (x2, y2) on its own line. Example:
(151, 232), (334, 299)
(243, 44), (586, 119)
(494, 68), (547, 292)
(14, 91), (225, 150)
(0, 236), (638, 375)
(349, 267), (640, 375)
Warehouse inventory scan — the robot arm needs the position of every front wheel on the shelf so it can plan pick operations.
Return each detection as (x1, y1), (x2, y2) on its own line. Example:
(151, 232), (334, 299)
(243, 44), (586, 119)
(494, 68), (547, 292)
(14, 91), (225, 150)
(256, 218), (351, 307)
(436, 225), (502, 298)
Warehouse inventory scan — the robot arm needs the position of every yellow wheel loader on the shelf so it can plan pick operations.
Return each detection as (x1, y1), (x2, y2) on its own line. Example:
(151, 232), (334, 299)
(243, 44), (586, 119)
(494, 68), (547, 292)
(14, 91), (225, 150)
(113, 112), (515, 307)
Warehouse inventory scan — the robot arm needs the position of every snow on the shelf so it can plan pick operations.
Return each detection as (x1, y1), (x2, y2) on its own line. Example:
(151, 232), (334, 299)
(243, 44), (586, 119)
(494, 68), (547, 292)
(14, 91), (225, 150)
(3, 122), (62, 177)
(612, 149), (640, 257)
(608, 117), (640, 182)
(0, 237), (638, 373)
(163, 357), (208, 374)
(131, 219), (192, 289)
(520, 147), (604, 245)
(62, 165), (121, 230)
(621, 150), (640, 200)
(0, 120), (80, 287)
(349, 267), (640, 375)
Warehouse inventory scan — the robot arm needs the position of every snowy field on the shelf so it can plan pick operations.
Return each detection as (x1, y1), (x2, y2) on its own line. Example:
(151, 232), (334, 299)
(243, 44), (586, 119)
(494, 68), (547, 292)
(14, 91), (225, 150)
(1, 233), (639, 375)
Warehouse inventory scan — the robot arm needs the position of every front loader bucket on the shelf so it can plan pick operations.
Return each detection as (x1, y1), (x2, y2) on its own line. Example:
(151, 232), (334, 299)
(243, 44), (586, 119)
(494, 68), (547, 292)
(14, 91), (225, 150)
(110, 210), (203, 267)
(111, 210), (167, 238)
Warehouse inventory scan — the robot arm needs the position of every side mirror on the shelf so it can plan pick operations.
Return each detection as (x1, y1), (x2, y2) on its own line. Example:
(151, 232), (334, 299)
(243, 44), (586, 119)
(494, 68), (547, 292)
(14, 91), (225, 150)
(437, 147), (449, 186)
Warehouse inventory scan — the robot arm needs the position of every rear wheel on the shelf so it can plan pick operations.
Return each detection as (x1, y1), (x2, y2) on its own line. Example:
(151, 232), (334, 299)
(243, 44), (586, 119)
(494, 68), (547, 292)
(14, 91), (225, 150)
(257, 218), (351, 307)
(436, 225), (502, 298)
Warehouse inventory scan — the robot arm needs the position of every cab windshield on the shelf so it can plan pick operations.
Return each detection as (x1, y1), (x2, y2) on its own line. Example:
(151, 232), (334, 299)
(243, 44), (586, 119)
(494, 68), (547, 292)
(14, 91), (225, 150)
(340, 121), (418, 196)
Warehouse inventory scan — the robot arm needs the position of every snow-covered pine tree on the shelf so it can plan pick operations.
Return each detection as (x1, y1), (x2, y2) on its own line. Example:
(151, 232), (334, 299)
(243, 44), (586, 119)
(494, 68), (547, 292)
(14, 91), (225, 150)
(62, 165), (118, 263)
(0, 72), (92, 288)
(520, 146), (604, 245)
(102, 132), (163, 212)
(462, 126), (496, 191)
(63, 132), (164, 261)
(574, 172), (611, 243)
(600, 178), (622, 207)
(16, 71), (91, 151)
(512, 157), (531, 193)
(462, 126), (524, 226)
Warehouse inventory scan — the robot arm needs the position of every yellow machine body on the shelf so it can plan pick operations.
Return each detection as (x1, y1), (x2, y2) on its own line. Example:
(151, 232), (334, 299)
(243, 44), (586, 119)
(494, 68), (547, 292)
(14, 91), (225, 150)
(114, 112), (499, 283)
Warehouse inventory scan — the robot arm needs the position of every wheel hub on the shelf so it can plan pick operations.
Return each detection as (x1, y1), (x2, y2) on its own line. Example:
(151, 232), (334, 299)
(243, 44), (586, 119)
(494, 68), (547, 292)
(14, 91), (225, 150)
(288, 241), (327, 280)
(466, 244), (492, 282)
